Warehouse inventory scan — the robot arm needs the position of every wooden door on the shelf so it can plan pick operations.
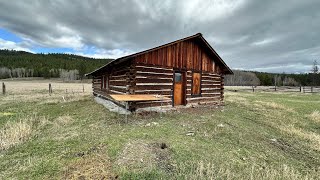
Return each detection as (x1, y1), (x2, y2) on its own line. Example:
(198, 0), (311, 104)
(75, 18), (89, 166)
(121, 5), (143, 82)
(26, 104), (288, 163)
(174, 72), (185, 106)
(192, 72), (201, 95)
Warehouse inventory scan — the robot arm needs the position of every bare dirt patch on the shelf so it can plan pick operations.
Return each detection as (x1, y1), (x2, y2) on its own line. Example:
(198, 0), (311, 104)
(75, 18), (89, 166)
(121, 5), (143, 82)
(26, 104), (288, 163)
(115, 140), (173, 172)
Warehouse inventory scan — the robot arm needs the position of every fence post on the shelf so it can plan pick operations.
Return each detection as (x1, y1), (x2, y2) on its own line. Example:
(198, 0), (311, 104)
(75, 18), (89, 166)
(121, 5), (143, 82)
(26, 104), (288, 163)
(83, 85), (84, 93)
(2, 82), (5, 95)
(311, 86), (313, 93)
(49, 83), (52, 95)
(300, 86), (302, 92)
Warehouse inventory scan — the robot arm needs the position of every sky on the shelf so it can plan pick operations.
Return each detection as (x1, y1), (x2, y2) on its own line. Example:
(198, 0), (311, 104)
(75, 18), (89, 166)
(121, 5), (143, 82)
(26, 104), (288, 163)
(0, 0), (319, 73)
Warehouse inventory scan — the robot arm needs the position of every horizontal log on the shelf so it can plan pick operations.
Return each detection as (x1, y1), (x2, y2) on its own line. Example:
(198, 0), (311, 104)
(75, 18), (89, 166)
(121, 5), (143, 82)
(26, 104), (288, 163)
(109, 86), (127, 93)
(136, 72), (173, 78)
(187, 97), (221, 104)
(201, 84), (222, 88)
(201, 80), (221, 83)
(202, 89), (222, 93)
(201, 73), (221, 77)
(109, 80), (128, 86)
(201, 76), (221, 80)
(134, 90), (172, 95)
(186, 93), (220, 98)
(134, 84), (173, 90)
(109, 75), (127, 80)
(135, 78), (173, 84)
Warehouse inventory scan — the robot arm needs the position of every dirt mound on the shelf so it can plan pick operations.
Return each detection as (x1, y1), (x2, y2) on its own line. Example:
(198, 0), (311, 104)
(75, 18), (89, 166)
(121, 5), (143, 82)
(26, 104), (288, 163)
(116, 140), (173, 172)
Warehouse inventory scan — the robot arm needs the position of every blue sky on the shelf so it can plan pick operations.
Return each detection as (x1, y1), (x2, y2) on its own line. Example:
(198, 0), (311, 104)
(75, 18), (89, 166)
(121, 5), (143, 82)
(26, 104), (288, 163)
(0, 0), (319, 73)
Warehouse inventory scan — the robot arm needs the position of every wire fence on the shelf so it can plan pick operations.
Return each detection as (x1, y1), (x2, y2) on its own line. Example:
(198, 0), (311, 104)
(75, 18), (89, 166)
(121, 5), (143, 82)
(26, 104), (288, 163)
(225, 86), (320, 93)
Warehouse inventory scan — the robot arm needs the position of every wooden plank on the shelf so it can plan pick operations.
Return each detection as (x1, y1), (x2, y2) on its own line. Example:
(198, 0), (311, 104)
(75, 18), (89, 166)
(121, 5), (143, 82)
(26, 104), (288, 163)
(110, 94), (170, 102)
(135, 90), (172, 95)
(134, 102), (172, 109)
(135, 66), (173, 74)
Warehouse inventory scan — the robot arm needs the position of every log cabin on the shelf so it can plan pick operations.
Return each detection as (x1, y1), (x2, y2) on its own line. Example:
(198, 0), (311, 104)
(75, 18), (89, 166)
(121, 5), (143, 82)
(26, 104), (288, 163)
(86, 33), (232, 111)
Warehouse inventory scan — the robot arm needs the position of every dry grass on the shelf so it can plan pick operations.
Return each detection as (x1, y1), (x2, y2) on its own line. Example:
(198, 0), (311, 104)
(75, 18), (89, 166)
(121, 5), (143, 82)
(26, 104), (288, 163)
(308, 110), (320, 123)
(1, 80), (92, 94)
(51, 115), (79, 141)
(0, 120), (32, 151)
(176, 161), (317, 180)
(255, 101), (294, 112)
(63, 145), (116, 179)
(0, 80), (92, 105)
(281, 125), (320, 151)
(0, 115), (48, 151)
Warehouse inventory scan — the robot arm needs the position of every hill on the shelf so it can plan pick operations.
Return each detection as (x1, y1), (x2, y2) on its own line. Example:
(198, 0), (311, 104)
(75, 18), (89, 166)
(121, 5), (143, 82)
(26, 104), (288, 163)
(0, 49), (113, 79)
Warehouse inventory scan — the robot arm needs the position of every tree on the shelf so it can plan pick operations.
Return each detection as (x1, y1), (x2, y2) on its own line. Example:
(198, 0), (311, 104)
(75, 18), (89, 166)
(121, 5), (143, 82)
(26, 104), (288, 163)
(311, 60), (319, 86)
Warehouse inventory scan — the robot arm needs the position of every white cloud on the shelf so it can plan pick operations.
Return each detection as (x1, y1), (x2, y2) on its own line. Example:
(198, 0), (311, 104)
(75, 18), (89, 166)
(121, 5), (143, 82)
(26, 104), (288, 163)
(0, 38), (33, 52)
(73, 48), (133, 59)
(181, 0), (247, 22)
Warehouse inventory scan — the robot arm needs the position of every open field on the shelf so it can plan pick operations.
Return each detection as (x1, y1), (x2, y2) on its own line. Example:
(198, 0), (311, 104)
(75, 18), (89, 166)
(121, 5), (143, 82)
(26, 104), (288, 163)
(1, 80), (320, 179)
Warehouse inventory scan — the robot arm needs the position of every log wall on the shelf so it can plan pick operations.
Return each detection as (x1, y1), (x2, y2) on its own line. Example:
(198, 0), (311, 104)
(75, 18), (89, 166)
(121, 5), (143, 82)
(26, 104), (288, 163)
(130, 63), (174, 109)
(186, 71), (223, 105)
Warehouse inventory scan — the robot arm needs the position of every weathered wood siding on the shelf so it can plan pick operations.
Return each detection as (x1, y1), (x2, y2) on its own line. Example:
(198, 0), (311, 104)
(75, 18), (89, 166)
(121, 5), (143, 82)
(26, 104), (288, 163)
(129, 63), (174, 109)
(92, 60), (135, 108)
(135, 39), (219, 73)
(186, 71), (223, 105)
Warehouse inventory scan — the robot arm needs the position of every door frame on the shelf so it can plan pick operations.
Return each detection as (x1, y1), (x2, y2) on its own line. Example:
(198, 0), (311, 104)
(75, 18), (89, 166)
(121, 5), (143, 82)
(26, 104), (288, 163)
(172, 70), (186, 106)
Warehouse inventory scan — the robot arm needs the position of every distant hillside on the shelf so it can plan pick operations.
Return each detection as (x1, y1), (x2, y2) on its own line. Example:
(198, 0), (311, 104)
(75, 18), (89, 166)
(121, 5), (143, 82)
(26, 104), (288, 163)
(0, 49), (113, 79)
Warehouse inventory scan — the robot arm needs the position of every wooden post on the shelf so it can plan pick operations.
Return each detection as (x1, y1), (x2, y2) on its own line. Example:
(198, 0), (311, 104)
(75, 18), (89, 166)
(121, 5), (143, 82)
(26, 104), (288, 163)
(311, 86), (313, 93)
(2, 82), (5, 95)
(82, 85), (84, 93)
(300, 86), (302, 92)
(49, 83), (52, 95)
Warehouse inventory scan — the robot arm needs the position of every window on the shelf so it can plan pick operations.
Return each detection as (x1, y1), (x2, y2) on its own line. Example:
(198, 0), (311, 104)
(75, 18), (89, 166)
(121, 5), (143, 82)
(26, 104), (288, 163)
(175, 73), (182, 83)
(192, 72), (201, 95)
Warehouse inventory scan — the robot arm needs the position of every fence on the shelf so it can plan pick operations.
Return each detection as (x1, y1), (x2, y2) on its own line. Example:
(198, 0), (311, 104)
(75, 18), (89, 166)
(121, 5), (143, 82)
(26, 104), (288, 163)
(225, 86), (320, 93)
(1, 82), (89, 95)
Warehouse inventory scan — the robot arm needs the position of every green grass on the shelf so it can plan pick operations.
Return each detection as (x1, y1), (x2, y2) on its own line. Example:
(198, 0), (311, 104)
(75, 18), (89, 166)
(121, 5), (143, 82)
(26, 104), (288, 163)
(1, 90), (320, 179)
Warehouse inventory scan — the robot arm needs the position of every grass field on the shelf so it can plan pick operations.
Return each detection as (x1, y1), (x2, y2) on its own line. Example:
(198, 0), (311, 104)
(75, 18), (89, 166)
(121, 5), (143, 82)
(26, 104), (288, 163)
(1, 80), (320, 179)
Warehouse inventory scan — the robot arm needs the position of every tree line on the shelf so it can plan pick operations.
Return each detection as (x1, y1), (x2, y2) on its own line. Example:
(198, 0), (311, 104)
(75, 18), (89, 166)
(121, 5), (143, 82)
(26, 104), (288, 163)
(225, 61), (320, 86)
(0, 49), (112, 80)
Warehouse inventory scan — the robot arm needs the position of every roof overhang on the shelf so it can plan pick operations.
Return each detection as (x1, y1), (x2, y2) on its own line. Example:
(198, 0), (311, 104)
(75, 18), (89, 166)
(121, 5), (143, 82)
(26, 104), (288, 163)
(86, 33), (233, 76)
